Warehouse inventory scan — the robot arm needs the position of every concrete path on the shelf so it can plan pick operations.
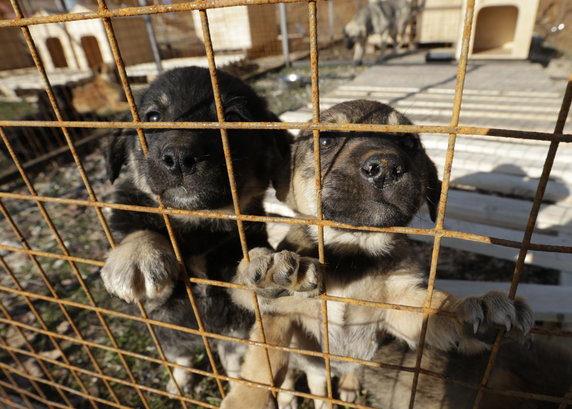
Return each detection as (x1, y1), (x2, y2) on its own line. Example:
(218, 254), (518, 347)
(282, 54), (570, 133)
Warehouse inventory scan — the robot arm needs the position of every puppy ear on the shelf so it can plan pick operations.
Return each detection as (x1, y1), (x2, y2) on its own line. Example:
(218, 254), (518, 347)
(425, 158), (442, 222)
(270, 129), (293, 202)
(104, 126), (128, 184)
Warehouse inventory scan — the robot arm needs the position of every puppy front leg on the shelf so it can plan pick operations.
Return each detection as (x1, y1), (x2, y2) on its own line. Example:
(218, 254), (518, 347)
(231, 247), (321, 314)
(221, 314), (294, 409)
(101, 230), (180, 304)
(384, 285), (533, 353)
(338, 370), (360, 404)
(307, 374), (327, 409)
(276, 369), (298, 409)
(353, 36), (367, 65)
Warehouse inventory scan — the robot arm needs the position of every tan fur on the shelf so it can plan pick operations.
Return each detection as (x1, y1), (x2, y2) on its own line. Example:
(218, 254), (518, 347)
(221, 101), (533, 409)
(72, 67), (128, 115)
(101, 230), (180, 303)
(361, 337), (572, 409)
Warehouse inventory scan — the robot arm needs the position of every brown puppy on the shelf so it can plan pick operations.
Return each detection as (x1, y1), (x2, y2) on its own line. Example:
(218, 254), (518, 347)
(361, 336), (572, 409)
(221, 100), (533, 409)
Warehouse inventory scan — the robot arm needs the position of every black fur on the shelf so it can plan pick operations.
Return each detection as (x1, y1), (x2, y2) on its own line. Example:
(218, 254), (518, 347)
(103, 66), (290, 367)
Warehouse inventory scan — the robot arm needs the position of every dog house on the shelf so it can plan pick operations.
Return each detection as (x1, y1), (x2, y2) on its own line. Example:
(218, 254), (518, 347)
(192, 4), (280, 57)
(418, 0), (464, 44)
(456, 0), (539, 59)
(28, 4), (154, 72)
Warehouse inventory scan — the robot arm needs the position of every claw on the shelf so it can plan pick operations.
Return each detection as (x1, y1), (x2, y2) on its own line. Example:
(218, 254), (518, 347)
(526, 338), (534, 350)
(504, 316), (512, 332)
(473, 318), (481, 334)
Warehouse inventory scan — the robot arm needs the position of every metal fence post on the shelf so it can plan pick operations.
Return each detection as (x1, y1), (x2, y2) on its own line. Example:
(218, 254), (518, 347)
(138, 0), (163, 74)
(278, 2), (290, 67)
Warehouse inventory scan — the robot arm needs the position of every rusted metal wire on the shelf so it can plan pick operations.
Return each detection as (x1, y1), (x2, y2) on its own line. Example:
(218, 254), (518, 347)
(1, 0), (572, 409)
(0, 191), (571, 254)
(306, 0), (334, 406)
(0, 302), (72, 409)
(0, 0), (316, 29)
(407, 1), (475, 408)
(94, 0), (202, 403)
(1, 313), (571, 409)
(1, 119), (570, 142)
(6, 1), (157, 405)
(472, 73), (572, 409)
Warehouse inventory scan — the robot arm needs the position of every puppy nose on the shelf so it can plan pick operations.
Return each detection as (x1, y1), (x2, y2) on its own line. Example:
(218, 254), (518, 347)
(161, 145), (197, 175)
(361, 153), (406, 188)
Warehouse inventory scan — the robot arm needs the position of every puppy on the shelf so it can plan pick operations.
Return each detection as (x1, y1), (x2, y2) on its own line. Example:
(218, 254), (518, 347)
(344, 0), (419, 65)
(221, 100), (533, 409)
(100, 66), (290, 394)
(361, 336), (572, 408)
(344, 0), (398, 65)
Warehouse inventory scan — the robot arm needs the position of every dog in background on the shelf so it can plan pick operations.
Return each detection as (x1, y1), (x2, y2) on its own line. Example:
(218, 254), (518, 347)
(100, 66), (290, 394)
(361, 335), (572, 408)
(344, 0), (421, 65)
(220, 100), (533, 409)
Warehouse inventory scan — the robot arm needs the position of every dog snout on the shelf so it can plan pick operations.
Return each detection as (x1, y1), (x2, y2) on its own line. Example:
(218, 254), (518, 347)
(344, 34), (355, 49)
(161, 145), (197, 176)
(360, 153), (406, 188)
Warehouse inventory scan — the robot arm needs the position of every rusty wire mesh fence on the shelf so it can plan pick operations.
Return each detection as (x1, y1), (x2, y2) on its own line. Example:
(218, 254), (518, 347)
(0, 0), (571, 408)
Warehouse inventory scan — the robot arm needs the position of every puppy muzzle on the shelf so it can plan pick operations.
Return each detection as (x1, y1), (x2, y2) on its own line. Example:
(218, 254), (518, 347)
(360, 153), (407, 189)
(160, 144), (198, 177)
(344, 32), (355, 49)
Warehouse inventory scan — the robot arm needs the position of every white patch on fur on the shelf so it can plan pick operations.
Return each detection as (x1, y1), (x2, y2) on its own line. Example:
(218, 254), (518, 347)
(344, 19), (365, 39)
(307, 226), (395, 256)
(101, 230), (179, 303)
(166, 356), (193, 395)
(159, 93), (170, 106)
(387, 111), (400, 125)
(128, 150), (155, 196)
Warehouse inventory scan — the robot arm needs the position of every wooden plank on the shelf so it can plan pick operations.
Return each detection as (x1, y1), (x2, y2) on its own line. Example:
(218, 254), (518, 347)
(443, 169), (570, 203)
(427, 148), (572, 180)
(422, 134), (572, 162)
(330, 88), (564, 106)
(336, 85), (563, 99)
(433, 190), (572, 234)
(411, 216), (572, 272)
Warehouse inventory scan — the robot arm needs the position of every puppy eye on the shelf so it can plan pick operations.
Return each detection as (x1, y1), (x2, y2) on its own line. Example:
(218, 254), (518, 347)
(319, 135), (337, 150)
(224, 111), (242, 122)
(146, 111), (161, 122)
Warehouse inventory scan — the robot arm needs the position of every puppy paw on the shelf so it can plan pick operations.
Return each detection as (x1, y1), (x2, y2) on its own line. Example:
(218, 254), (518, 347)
(455, 291), (533, 339)
(101, 231), (180, 303)
(338, 371), (359, 404)
(237, 248), (321, 299)
(166, 377), (193, 396)
(221, 389), (277, 409)
(277, 392), (298, 409)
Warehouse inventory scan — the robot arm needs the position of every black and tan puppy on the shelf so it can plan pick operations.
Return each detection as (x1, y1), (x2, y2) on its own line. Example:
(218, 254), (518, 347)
(100, 66), (290, 393)
(361, 335), (572, 409)
(221, 100), (533, 409)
